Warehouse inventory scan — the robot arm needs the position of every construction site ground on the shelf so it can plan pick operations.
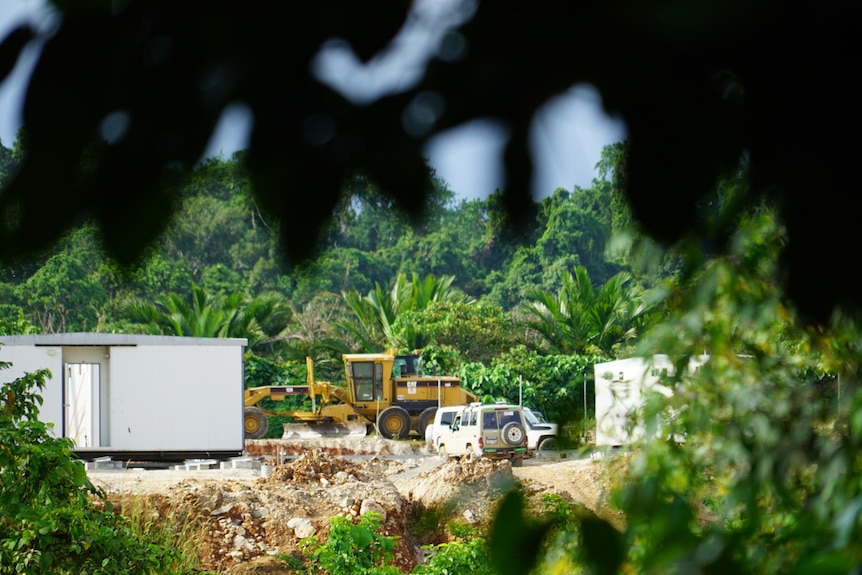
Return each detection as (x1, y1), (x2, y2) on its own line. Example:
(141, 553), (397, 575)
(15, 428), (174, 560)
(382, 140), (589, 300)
(87, 437), (620, 575)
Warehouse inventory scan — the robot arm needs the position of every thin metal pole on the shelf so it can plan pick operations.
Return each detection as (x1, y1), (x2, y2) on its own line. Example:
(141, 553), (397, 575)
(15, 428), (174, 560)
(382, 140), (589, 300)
(583, 368), (587, 442)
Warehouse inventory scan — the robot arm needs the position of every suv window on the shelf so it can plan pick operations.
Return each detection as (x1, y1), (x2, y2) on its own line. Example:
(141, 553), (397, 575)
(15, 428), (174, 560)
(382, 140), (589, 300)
(482, 409), (520, 430)
(499, 410), (521, 427)
(441, 410), (457, 427)
(482, 411), (498, 429)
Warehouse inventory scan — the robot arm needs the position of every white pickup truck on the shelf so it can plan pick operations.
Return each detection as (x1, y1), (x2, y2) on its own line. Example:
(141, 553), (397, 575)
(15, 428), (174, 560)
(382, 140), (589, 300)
(523, 407), (559, 451)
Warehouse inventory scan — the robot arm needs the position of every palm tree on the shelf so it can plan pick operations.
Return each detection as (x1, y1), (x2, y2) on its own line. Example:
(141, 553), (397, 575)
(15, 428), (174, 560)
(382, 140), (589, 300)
(522, 266), (647, 356)
(231, 290), (293, 352)
(121, 283), (292, 353)
(276, 293), (347, 363)
(339, 272), (472, 351)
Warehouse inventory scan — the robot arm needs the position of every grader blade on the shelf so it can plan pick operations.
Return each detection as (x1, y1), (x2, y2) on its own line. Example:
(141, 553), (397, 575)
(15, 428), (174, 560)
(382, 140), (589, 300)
(282, 421), (368, 439)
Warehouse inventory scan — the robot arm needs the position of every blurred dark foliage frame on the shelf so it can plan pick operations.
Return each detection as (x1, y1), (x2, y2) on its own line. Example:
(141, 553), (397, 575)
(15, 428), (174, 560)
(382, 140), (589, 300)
(0, 0), (857, 325)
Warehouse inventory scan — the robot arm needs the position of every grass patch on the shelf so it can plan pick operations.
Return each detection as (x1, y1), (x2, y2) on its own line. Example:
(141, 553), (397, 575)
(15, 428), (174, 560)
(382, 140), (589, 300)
(407, 499), (461, 542)
(111, 493), (213, 574)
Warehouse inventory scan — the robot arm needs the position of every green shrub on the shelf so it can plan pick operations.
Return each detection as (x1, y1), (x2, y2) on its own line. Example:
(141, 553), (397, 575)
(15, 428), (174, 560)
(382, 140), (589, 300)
(407, 500), (458, 541)
(415, 521), (494, 575)
(0, 362), (185, 575)
(298, 513), (400, 575)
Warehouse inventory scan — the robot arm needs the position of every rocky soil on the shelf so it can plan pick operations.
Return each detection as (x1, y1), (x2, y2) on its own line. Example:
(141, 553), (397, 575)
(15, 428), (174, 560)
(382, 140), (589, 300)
(87, 438), (613, 575)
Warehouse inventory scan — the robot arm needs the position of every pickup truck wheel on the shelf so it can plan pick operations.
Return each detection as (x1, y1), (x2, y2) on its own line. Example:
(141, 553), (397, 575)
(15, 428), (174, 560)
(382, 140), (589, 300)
(501, 422), (526, 446)
(537, 437), (558, 451)
(418, 407), (437, 437)
(244, 406), (269, 439)
(378, 406), (411, 439)
(438, 445), (447, 458)
(512, 456), (524, 467)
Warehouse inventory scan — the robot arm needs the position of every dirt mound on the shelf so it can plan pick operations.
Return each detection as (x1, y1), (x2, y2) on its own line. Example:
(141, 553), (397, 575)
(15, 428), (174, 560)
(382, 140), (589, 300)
(223, 555), (289, 575)
(97, 453), (415, 573)
(269, 449), (371, 483)
(398, 455), (518, 528)
(88, 441), (612, 574)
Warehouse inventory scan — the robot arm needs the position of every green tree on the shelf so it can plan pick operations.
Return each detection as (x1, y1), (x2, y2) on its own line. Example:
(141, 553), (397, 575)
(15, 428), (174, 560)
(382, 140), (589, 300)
(535, 189), (618, 285)
(121, 283), (240, 337)
(485, 247), (546, 311)
(0, 306), (39, 336)
(327, 171), (413, 253)
(522, 266), (648, 357)
(277, 292), (350, 363)
(230, 290), (293, 352)
(483, 183), (632, 312)
(340, 272), (471, 351)
(457, 347), (603, 427)
(120, 283), (291, 353)
(288, 247), (393, 307)
(162, 194), (248, 279)
(127, 253), (194, 302)
(392, 300), (517, 370)
(581, 205), (862, 574)
(23, 251), (107, 333)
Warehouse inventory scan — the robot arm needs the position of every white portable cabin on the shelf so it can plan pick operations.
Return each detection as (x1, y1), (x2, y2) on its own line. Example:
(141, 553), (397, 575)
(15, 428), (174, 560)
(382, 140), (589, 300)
(0, 333), (247, 460)
(594, 355), (708, 447)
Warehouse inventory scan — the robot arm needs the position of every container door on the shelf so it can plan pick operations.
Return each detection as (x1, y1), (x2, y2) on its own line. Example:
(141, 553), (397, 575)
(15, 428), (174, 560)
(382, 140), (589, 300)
(65, 363), (101, 448)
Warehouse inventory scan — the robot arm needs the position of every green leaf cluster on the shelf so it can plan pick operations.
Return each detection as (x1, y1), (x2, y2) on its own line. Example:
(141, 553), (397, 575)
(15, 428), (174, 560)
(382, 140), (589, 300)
(0, 362), (190, 575)
(576, 201), (862, 573)
(299, 513), (400, 575)
(415, 533), (495, 575)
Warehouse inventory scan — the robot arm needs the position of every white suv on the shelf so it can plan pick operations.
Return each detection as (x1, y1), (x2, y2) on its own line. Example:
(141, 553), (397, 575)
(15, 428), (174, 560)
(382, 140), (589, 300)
(436, 402), (530, 466)
(523, 407), (559, 451)
(424, 405), (463, 450)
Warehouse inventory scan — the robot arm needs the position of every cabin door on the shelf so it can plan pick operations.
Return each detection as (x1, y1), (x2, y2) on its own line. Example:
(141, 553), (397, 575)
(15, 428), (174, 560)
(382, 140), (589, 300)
(65, 362), (101, 448)
(62, 346), (110, 448)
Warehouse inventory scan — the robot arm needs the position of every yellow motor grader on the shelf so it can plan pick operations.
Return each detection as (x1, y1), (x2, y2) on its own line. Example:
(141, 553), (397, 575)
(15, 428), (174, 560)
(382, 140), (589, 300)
(243, 350), (478, 440)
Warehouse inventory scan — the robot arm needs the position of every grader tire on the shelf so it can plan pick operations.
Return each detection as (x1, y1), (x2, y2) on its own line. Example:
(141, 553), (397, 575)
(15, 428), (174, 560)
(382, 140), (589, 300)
(244, 406), (269, 439)
(418, 407), (437, 437)
(378, 406), (411, 439)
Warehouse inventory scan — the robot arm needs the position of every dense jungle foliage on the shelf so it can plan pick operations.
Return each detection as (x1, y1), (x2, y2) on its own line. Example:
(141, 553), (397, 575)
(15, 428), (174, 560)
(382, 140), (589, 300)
(0, 138), (650, 428)
(4, 131), (862, 574)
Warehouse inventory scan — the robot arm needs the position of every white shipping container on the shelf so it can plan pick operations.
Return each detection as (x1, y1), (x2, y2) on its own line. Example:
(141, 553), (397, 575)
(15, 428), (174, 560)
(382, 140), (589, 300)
(0, 333), (247, 460)
(594, 355), (708, 447)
